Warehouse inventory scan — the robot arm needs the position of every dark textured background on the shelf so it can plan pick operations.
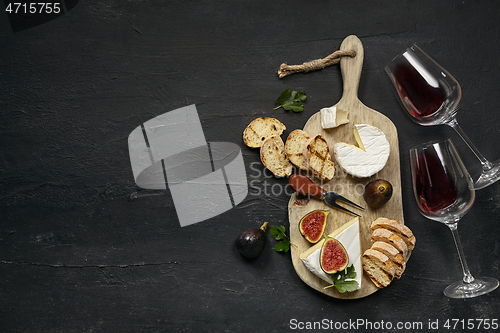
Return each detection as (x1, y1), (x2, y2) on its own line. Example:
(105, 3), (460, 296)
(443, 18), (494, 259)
(1, 1), (500, 332)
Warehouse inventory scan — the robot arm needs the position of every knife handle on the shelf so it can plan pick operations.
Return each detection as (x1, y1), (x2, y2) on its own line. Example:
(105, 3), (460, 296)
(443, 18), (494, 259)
(288, 174), (324, 198)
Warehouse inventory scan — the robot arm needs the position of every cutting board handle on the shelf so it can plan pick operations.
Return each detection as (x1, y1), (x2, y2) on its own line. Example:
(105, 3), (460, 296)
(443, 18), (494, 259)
(338, 35), (364, 103)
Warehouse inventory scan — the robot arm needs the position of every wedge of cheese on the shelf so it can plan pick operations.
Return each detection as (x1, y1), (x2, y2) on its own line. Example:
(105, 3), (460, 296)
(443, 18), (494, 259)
(320, 106), (349, 129)
(333, 124), (390, 178)
(300, 217), (361, 289)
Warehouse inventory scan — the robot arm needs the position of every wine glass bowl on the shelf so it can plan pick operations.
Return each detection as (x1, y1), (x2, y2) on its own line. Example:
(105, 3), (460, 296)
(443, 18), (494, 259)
(410, 139), (474, 224)
(386, 44), (500, 190)
(386, 44), (461, 126)
(410, 139), (498, 298)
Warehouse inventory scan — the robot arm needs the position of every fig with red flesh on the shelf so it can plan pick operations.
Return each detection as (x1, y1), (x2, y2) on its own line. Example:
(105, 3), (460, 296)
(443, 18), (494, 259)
(299, 210), (329, 244)
(320, 234), (349, 274)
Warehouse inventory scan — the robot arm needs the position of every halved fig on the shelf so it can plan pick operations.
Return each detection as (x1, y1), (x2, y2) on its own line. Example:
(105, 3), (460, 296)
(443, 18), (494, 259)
(299, 210), (329, 243)
(320, 234), (349, 274)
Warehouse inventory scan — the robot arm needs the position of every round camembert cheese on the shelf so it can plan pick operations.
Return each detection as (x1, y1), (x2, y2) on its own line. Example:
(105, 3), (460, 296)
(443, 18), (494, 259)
(333, 124), (390, 178)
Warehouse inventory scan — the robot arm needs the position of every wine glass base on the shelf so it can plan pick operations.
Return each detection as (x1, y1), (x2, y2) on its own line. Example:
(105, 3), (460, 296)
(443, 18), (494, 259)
(443, 277), (499, 299)
(474, 159), (500, 190)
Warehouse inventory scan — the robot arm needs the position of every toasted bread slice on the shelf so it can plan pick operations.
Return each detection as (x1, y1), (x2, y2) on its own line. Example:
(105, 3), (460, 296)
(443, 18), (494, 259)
(260, 135), (293, 177)
(285, 129), (310, 171)
(303, 135), (335, 180)
(371, 217), (416, 251)
(371, 228), (409, 260)
(371, 241), (406, 279)
(320, 160), (336, 181)
(362, 248), (396, 288)
(243, 117), (286, 148)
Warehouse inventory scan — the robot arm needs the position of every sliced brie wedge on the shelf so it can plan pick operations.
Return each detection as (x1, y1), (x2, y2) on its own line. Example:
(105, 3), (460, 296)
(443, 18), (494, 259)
(300, 217), (362, 290)
(333, 124), (390, 178)
(320, 106), (349, 129)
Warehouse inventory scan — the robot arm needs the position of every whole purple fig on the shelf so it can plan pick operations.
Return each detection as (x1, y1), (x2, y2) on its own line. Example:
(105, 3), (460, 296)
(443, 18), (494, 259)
(235, 222), (268, 259)
(363, 179), (393, 208)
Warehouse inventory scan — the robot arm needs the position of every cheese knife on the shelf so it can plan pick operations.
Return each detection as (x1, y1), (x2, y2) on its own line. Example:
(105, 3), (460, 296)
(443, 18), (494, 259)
(289, 173), (364, 216)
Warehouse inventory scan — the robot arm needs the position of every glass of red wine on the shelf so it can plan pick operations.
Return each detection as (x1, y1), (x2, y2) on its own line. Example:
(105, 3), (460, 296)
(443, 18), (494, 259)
(386, 44), (500, 190)
(410, 139), (498, 298)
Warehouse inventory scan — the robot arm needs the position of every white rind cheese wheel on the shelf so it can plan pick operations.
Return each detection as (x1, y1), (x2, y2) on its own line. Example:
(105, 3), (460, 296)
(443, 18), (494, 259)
(333, 124), (390, 178)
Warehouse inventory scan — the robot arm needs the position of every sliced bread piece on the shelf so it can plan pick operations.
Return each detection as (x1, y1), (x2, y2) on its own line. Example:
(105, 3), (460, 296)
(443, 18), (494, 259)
(303, 135), (336, 181)
(260, 135), (293, 177)
(371, 217), (416, 251)
(371, 228), (409, 260)
(371, 241), (406, 279)
(243, 117), (286, 148)
(362, 248), (396, 288)
(320, 160), (336, 181)
(285, 129), (310, 171)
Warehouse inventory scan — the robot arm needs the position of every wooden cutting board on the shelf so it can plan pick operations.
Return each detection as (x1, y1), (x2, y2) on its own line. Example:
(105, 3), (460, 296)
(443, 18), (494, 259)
(288, 35), (405, 299)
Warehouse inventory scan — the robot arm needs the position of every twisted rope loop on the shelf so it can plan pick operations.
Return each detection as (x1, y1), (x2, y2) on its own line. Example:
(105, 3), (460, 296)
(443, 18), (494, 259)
(278, 50), (356, 78)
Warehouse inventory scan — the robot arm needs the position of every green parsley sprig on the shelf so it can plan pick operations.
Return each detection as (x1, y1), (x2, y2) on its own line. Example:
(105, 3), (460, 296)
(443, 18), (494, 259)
(323, 264), (359, 293)
(274, 88), (306, 112)
(269, 225), (297, 252)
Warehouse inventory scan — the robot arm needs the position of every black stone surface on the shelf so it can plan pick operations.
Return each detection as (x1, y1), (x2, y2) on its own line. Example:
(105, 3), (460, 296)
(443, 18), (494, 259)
(1, 1), (499, 332)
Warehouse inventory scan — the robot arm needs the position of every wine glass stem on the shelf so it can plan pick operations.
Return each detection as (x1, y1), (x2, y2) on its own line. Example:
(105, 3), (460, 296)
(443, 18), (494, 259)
(448, 223), (475, 284)
(447, 117), (494, 171)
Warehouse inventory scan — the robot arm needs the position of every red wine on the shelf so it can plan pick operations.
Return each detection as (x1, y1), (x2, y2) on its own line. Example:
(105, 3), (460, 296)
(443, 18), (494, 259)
(394, 63), (446, 118)
(413, 149), (457, 214)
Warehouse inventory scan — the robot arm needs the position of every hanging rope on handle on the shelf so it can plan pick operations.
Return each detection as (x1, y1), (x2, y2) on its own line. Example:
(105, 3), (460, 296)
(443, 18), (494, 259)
(277, 50), (356, 78)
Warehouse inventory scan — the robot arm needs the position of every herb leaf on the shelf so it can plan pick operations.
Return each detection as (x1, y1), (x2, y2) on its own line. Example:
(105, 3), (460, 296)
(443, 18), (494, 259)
(274, 89), (306, 112)
(335, 280), (359, 293)
(275, 88), (291, 105)
(295, 91), (307, 102)
(343, 264), (357, 280)
(270, 225), (286, 240)
(274, 241), (290, 253)
(323, 264), (359, 293)
(269, 225), (297, 253)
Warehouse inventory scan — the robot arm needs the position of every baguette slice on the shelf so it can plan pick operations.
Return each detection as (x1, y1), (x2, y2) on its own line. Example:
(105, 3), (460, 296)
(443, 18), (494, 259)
(285, 129), (310, 171)
(320, 160), (336, 181)
(303, 135), (336, 181)
(260, 135), (293, 177)
(362, 248), (396, 288)
(243, 117), (286, 148)
(371, 228), (409, 260)
(371, 217), (416, 251)
(371, 241), (406, 279)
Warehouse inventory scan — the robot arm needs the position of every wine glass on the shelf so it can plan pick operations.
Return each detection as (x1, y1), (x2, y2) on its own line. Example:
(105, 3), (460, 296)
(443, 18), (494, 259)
(386, 44), (500, 190)
(410, 139), (499, 298)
